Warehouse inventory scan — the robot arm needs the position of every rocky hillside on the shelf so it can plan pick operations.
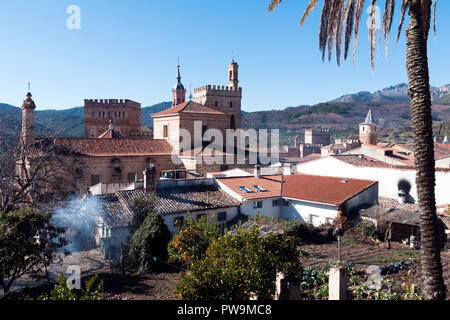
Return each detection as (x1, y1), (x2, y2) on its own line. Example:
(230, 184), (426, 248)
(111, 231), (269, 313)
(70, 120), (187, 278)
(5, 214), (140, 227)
(1, 84), (449, 145)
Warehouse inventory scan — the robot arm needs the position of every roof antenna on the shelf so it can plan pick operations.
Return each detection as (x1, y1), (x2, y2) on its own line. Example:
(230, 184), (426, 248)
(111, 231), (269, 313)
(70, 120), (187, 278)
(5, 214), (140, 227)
(189, 82), (193, 100)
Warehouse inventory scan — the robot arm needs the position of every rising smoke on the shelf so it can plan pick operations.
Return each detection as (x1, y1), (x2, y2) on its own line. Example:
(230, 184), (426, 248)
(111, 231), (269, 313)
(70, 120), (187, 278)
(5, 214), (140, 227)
(51, 196), (101, 253)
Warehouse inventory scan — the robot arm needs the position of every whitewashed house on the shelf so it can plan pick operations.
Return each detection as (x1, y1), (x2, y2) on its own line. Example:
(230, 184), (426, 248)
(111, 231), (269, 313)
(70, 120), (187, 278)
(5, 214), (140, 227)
(295, 154), (450, 206)
(94, 178), (240, 259)
(215, 165), (378, 226)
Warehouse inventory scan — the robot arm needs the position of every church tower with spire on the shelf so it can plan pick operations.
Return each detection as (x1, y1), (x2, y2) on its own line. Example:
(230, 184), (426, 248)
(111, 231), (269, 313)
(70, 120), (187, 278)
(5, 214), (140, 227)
(172, 65), (186, 107)
(21, 91), (36, 145)
(359, 109), (377, 145)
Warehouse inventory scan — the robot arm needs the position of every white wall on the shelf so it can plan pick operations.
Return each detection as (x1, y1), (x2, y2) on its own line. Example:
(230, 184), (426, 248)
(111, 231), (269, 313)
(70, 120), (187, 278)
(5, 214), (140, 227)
(296, 157), (450, 206)
(240, 197), (282, 218)
(163, 206), (239, 234)
(281, 200), (338, 226)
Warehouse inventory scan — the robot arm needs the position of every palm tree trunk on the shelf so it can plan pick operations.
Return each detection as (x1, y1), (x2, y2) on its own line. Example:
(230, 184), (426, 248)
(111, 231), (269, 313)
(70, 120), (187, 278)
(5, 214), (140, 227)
(406, 1), (446, 300)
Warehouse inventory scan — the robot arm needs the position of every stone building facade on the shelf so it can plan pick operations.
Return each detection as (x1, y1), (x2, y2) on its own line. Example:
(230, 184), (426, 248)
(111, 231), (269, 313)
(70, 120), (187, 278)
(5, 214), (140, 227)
(304, 128), (330, 145)
(84, 99), (152, 139)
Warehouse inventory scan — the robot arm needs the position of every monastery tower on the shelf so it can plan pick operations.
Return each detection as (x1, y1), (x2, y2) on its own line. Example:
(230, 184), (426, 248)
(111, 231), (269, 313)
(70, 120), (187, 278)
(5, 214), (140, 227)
(359, 109), (377, 145)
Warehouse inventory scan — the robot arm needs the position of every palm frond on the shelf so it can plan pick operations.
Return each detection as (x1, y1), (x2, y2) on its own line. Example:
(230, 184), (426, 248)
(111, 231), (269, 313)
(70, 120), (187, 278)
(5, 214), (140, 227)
(267, 0), (282, 13)
(433, 0), (437, 38)
(300, 0), (319, 26)
(369, 0), (377, 71)
(422, 0), (432, 41)
(343, 0), (355, 60)
(396, 0), (409, 43)
(352, 0), (366, 64)
(380, 0), (395, 58)
(335, 0), (346, 65)
(319, 0), (333, 61)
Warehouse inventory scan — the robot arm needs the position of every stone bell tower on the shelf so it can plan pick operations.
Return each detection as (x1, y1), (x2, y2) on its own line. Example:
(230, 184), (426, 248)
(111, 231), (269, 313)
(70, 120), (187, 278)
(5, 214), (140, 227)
(228, 59), (239, 88)
(21, 92), (36, 145)
(172, 65), (186, 107)
(359, 109), (377, 145)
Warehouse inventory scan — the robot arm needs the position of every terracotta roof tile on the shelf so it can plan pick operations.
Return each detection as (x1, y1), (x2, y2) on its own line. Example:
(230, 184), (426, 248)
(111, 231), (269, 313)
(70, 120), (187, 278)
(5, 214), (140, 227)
(283, 174), (377, 205)
(53, 138), (174, 157)
(151, 100), (225, 117)
(217, 175), (283, 200)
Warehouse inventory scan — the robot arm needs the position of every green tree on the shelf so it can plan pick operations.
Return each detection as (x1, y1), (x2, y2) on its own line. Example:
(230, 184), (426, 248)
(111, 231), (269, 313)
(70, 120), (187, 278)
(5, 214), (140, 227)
(128, 212), (171, 273)
(168, 213), (222, 265)
(129, 193), (156, 233)
(176, 222), (302, 300)
(268, 0), (446, 299)
(39, 273), (104, 300)
(0, 208), (69, 293)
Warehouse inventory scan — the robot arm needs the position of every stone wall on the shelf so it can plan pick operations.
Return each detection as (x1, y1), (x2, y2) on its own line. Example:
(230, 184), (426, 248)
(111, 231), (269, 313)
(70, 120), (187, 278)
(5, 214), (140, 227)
(84, 99), (141, 138)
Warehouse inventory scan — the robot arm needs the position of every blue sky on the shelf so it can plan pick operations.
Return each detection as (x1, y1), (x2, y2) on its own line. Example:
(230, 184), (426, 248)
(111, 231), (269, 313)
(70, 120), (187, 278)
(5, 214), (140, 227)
(0, 0), (449, 112)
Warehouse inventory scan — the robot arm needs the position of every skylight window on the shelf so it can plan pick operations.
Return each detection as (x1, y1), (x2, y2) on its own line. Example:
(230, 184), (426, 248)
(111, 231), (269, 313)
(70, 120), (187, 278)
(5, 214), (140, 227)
(239, 186), (254, 193)
(253, 185), (267, 192)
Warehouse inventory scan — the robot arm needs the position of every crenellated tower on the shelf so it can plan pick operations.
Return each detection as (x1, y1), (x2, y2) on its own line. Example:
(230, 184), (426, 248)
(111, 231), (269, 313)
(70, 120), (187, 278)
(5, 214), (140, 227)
(21, 92), (36, 145)
(193, 60), (242, 129)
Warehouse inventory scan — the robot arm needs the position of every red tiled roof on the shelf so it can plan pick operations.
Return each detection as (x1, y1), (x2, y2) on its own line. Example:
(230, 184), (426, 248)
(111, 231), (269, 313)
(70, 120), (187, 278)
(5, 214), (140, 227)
(283, 174), (377, 205)
(217, 175), (282, 200)
(151, 100), (225, 117)
(53, 138), (174, 157)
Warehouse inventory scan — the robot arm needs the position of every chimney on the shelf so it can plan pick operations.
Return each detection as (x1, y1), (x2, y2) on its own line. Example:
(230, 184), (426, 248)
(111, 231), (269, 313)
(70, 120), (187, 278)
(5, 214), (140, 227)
(254, 165), (261, 178)
(143, 168), (156, 193)
(283, 163), (295, 176)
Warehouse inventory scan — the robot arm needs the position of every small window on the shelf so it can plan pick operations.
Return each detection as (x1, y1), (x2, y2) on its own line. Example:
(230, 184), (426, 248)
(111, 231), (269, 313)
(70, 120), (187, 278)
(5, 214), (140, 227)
(215, 101), (218, 107)
(217, 212), (227, 222)
(174, 216), (184, 228)
(91, 112), (95, 117)
(239, 186), (254, 193)
(90, 175), (100, 186)
(272, 199), (280, 207)
(253, 201), (263, 209)
(163, 125), (168, 138)
(253, 185), (267, 192)
(108, 111), (111, 118)
(309, 214), (319, 225)
(114, 111), (117, 117)
(230, 102), (233, 108)
(113, 167), (122, 175)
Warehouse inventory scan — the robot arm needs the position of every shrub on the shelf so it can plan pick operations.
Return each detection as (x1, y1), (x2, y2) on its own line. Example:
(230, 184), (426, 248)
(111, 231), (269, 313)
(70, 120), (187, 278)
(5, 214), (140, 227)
(300, 261), (357, 300)
(168, 213), (222, 265)
(39, 273), (103, 300)
(175, 222), (302, 300)
(285, 222), (335, 245)
(357, 221), (379, 241)
(128, 212), (171, 272)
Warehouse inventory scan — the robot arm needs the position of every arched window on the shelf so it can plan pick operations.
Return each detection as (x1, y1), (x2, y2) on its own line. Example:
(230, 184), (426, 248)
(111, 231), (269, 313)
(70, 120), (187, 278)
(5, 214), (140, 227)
(230, 115), (235, 130)
(230, 102), (233, 108)
(215, 101), (218, 107)
(229, 70), (233, 80)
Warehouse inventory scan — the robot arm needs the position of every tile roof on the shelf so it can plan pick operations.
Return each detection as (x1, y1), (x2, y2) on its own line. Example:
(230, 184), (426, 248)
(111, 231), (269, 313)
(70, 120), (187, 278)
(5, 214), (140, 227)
(217, 175), (283, 200)
(151, 100), (225, 117)
(53, 138), (173, 157)
(282, 174), (377, 205)
(95, 194), (134, 228)
(360, 205), (420, 226)
(334, 155), (394, 168)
